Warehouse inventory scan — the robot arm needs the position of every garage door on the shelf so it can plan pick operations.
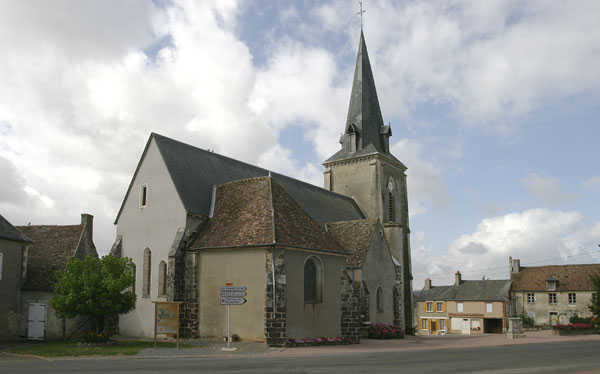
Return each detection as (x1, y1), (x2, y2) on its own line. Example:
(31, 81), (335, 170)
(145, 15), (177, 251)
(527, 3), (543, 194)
(28, 303), (45, 340)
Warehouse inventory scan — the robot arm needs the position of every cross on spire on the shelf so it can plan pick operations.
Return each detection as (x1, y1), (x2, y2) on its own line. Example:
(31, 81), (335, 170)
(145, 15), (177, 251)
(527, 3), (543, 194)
(357, 1), (365, 30)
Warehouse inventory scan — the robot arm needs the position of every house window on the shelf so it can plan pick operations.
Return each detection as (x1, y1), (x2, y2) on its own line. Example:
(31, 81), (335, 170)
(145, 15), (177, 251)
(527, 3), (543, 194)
(158, 260), (167, 297)
(304, 256), (323, 303)
(527, 293), (535, 303)
(547, 280), (557, 291)
(142, 247), (151, 298)
(568, 293), (576, 305)
(421, 319), (428, 329)
(436, 302), (444, 312)
(486, 303), (493, 313)
(439, 319), (446, 330)
(426, 301), (433, 312)
(21, 246), (28, 280)
(376, 287), (384, 312)
(457, 302), (464, 313)
(548, 293), (557, 304)
(140, 184), (148, 207)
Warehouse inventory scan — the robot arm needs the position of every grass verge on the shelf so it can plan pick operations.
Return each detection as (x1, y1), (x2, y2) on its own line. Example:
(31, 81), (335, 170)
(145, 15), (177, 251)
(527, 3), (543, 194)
(9, 340), (194, 357)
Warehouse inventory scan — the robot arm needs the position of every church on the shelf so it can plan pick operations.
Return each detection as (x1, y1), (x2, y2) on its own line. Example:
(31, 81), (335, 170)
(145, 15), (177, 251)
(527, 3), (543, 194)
(111, 31), (413, 346)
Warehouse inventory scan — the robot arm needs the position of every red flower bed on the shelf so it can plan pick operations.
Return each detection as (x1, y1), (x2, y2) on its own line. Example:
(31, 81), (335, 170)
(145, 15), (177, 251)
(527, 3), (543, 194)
(553, 323), (595, 330)
(367, 323), (405, 339)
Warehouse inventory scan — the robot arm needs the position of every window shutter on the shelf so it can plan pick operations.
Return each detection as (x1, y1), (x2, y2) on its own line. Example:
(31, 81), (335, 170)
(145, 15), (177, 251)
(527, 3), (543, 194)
(433, 302), (437, 312)
(423, 302), (426, 312)
(443, 301), (447, 312)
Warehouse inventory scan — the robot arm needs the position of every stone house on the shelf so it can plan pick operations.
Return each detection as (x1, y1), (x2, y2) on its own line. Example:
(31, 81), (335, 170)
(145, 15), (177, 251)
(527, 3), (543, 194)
(0, 214), (32, 340)
(415, 272), (511, 335)
(16, 214), (98, 340)
(111, 31), (413, 345)
(509, 257), (599, 326)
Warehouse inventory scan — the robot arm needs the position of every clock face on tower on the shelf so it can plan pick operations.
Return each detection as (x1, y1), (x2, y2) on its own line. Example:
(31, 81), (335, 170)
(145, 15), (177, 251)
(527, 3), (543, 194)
(387, 179), (394, 192)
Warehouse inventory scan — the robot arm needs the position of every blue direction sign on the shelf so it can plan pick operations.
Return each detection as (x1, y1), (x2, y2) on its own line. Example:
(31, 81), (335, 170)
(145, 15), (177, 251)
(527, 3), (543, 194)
(220, 297), (246, 305)
(220, 286), (246, 292)
(220, 285), (247, 305)
(220, 291), (246, 297)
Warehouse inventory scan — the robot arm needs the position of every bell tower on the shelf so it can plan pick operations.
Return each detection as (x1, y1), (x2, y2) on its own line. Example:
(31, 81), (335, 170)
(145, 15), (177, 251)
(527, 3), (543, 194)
(323, 31), (413, 332)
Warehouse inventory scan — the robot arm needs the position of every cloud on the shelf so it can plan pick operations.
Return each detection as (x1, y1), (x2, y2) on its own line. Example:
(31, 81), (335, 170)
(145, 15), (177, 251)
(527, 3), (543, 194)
(413, 208), (600, 287)
(257, 144), (321, 186)
(582, 176), (600, 189)
(316, 0), (600, 130)
(391, 139), (451, 217)
(521, 173), (576, 205)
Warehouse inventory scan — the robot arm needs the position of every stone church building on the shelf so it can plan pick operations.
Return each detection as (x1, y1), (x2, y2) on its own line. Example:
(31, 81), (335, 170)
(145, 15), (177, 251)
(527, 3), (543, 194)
(111, 31), (413, 345)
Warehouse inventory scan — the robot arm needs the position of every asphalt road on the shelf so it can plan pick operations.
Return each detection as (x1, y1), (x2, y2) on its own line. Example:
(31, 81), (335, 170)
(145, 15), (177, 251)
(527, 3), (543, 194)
(1, 340), (599, 374)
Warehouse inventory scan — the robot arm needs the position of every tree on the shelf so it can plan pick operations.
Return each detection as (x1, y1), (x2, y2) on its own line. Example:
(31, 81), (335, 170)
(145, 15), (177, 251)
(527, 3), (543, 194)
(590, 270), (600, 318)
(50, 254), (136, 333)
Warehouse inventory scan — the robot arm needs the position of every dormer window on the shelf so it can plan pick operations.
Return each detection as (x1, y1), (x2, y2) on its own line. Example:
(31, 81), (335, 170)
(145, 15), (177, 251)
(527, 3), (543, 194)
(546, 277), (558, 291)
(140, 184), (148, 208)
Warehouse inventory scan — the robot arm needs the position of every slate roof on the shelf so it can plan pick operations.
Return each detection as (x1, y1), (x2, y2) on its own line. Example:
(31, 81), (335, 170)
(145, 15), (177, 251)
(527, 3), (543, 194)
(324, 31), (403, 167)
(115, 133), (365, 226)
(416, 280), (512, 302)
(326, 218), (378, 266)
(0, 214), (32, 243)
(17, 224), (84, 291)
(190, 177), (347, 254)
(511, 264), (600, 292)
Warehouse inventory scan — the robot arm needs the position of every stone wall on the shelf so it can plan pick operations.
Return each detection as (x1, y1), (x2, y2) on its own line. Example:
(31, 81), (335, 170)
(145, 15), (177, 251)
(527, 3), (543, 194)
(180, 251), (199, 338)
(340, 271), (361, 343)
(360, 281), (370, 337)
(265, 252), (287, 346)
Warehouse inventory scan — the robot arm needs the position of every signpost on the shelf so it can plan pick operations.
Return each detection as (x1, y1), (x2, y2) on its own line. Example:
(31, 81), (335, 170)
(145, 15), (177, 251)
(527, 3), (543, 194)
(152, 301), (182, 349)
(220, 284), (246, 351)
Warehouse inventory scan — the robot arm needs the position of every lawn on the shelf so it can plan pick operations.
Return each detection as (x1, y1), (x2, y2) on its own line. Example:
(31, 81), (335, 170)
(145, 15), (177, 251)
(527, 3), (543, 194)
(10, 340), (194, 357)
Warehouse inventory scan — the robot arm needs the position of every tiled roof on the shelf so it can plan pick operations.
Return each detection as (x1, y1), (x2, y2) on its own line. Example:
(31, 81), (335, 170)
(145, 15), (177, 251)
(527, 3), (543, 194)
(511, 264), (600, 291)
(416, 280), (512, 302)
(115, 133), (365, 226)
(17, 224), (84, 291)
(326, 219), (378, 266)
(0, 214), (32, 243)
(191, 177), (347, 254)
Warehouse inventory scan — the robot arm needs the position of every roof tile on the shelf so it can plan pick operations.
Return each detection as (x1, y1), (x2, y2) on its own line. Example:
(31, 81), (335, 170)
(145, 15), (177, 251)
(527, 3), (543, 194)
(511, 264), (600, 291)
(17, 224), (84, 291)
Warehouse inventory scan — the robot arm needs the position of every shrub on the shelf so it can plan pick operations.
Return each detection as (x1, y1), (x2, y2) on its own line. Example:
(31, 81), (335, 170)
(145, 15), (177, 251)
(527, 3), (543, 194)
(569, 316), (592, 324)
(553, 323), (595, 330)
(367, 323), (404, 339)
(521, 315), (535, 328)
(75, 331), (110, 343)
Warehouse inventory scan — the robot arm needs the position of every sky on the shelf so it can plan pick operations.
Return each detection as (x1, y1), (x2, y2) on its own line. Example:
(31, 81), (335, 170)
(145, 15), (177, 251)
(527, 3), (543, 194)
(1, 0), (599, 288)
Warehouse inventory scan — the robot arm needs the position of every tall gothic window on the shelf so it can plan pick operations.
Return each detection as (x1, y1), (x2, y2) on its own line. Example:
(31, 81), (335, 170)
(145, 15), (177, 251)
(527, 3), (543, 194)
(387, 177), (396, 222)
(304, 256), (323, 303)
(142, 248), (151, 298)
(376, 286), (384, 312)
(158, 260), (167, 297)
(131, 263), (136, 294)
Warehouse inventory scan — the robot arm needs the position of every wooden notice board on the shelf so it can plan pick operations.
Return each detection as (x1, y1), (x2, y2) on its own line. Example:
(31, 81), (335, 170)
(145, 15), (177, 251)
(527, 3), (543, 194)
(152, 301), (182, 349)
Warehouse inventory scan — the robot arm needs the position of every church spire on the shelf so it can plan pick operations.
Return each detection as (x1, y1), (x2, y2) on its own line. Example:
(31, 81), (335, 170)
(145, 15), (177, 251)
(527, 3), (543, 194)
(330, 30), (391, 161)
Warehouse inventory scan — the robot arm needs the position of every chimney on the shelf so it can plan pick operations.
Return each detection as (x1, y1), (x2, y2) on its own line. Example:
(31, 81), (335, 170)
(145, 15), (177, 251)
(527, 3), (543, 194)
(81, 213), (93, 238)
(510, 257), (520, 274)
(424, 278), (432, 290)
(77, 213), (97, 259)
(455, 271), (462, 286)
